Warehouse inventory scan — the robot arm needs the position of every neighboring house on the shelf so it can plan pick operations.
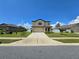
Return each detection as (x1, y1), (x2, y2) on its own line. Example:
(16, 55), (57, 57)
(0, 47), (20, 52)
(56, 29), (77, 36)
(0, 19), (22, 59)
(69, 23), (79, 32)
(32, 19), (52, 32)
(59, 23), (79, 33)
(0, 23), (17, 33)
(0, 23), (27, 34)
(54, 23), (71, 33)
(55, 23), (79, 33)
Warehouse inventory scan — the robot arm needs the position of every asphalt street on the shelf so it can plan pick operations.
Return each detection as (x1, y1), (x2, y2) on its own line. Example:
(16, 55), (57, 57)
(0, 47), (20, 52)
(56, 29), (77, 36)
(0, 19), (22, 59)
(0, 46), (79, 59)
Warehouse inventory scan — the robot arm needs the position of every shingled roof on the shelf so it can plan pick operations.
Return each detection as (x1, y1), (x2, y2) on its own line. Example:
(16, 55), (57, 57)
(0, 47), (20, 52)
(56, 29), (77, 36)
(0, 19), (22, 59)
(0, 23), (17, 27)
(32, 19), (50, 22)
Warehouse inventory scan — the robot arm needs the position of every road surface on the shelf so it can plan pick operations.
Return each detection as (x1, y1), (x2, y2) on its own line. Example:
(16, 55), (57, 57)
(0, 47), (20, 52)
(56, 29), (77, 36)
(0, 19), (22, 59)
(0, 46), (79, 59)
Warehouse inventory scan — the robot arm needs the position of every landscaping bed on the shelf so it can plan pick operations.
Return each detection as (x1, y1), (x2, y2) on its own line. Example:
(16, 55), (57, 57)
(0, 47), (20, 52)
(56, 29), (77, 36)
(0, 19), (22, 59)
(0, 39), (21, 44)
(54, 39), (79, 43)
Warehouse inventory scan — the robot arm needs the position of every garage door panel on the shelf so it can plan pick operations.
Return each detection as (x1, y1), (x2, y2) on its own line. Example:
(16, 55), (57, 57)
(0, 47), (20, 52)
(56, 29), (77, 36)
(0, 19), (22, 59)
(33, 27), (44, 32)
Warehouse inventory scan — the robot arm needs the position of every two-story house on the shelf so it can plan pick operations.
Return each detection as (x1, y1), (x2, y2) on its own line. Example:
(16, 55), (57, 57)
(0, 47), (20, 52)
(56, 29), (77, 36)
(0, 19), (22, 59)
(32, 19), (52, 32)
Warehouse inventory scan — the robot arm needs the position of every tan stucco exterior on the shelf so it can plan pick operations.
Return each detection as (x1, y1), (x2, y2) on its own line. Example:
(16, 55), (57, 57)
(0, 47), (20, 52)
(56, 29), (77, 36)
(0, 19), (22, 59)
(32, 19), (52, 32)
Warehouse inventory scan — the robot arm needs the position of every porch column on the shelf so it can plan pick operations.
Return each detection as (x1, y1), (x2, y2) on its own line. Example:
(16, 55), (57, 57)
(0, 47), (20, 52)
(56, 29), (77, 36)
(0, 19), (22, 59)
(44, 27), (46, 32)
(47, 28), (49, 32)
(50, 28), (52, 32)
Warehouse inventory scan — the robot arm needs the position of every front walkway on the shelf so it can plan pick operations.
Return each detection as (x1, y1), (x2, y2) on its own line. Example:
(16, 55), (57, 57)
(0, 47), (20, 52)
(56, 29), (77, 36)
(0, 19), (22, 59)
(10, 32), (62, 46)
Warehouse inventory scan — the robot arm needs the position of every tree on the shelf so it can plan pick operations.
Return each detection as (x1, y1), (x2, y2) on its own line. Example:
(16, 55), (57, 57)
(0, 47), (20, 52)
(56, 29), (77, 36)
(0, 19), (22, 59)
(71, 30), (74, 33)
(0, 28), (4, 34)
(56, 23), (61, 28)
(59, 27), (66, 33)
(55, 23), (68, 33)
(56, 23), (63, 32)
(16, 26), (27, 32)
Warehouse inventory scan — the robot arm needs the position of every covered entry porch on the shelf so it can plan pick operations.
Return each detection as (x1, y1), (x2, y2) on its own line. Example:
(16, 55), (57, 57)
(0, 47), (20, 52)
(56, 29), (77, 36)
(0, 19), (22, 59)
(45, 26), (52, 32)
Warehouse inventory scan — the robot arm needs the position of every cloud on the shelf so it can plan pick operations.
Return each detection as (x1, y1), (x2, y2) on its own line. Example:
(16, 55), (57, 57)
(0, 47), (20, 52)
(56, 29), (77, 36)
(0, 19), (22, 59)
(69, 16), (79, 24)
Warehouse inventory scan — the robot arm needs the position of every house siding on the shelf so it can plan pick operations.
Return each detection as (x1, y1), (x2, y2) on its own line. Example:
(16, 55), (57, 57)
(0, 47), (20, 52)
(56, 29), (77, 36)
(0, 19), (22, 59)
(32, 19), (52, 32)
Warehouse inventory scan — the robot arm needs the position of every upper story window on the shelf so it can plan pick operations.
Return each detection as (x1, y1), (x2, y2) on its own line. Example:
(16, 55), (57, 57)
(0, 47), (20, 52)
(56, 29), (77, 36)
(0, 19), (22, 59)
(38, 22), (42, 25)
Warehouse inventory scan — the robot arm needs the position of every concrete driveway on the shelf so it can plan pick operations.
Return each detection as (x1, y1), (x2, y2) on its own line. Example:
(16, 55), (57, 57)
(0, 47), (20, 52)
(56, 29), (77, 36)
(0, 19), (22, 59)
(11, 32), (62, 46)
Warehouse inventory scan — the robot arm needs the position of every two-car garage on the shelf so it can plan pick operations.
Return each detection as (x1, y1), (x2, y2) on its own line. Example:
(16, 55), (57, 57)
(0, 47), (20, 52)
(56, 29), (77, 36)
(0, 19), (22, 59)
(32, 27), (44, 32)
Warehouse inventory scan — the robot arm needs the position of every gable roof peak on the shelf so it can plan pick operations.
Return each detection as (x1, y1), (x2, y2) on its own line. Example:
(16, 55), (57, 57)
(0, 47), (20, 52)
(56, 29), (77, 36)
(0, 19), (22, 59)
(32, 19), (50, 22)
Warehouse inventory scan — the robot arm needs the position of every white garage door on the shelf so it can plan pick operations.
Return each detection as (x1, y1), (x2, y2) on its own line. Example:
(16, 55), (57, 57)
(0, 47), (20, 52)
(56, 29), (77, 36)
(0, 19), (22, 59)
(33, 28), (44, 32)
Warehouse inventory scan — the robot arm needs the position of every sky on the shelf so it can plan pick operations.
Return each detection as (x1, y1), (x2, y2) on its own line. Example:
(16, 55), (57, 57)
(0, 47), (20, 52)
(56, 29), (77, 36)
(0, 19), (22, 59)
(0, 0), (79, 27)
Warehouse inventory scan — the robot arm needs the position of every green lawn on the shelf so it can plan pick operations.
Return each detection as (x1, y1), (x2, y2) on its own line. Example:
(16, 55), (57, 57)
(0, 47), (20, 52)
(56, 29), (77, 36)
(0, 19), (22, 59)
(0, 39), (21, 44)
(54, 39), (79, 43)
(45, 32), (79, 37)
(0, 32), (31, 37)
